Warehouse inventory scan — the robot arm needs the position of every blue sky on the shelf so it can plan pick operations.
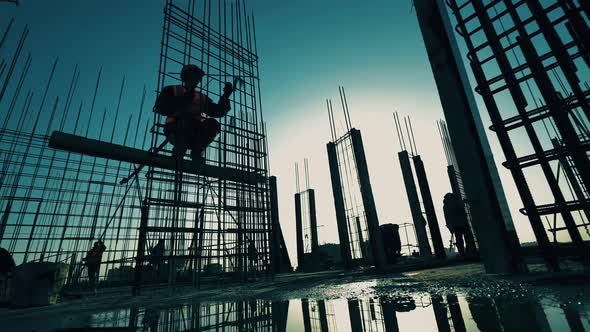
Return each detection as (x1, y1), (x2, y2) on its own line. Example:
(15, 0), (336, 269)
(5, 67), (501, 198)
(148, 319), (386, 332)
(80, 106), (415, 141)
(1, 0), (546, 265)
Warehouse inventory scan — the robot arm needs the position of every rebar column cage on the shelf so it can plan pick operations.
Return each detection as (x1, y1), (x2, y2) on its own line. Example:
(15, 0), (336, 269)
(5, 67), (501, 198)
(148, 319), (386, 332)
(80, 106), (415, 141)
(136, 0), (271, 286)
(326, 90), (386, 269)
(447, 0), (590, 267)
(294, 159), (319, 270)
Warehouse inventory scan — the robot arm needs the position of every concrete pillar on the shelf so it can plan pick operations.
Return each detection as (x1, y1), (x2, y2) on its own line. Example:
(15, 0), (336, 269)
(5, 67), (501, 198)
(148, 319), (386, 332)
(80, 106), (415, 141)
(327, 142), (353, 269)
(413, 155), (446, 259)
(414, 0), (523, 273)
(399, 151), (432, 257)
(269, 176), (281, 275)
(295, 193), (304, 269)
(308, 189), (319, 253)
(350, 129), (386, 269)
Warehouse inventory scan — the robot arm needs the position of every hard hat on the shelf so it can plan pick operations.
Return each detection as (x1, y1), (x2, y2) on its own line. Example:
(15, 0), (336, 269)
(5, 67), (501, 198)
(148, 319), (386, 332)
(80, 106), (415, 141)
(181, 64), (205, 82)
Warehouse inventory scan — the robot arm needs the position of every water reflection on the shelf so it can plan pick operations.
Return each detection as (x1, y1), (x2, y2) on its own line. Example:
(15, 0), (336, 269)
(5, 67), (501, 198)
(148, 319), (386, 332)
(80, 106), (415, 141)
(4, 290), (589, 331)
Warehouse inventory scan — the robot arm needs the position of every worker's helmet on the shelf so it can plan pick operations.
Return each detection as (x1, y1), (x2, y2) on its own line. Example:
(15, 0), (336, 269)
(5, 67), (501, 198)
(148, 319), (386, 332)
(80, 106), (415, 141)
(181, 64), (205, 82)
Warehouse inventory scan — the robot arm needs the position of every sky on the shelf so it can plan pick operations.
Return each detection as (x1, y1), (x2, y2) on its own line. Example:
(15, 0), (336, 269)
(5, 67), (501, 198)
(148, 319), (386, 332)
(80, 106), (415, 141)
(0, 0), (545, 266)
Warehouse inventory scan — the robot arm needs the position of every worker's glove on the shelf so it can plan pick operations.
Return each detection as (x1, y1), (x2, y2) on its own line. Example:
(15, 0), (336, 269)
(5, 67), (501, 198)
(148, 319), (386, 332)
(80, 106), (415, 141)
(223, 82), (234, 98)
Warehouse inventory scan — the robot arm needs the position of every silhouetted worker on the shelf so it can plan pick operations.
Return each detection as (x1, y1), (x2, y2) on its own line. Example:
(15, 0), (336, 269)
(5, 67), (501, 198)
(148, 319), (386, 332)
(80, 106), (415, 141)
(149, 239), (165, 279)
(443, 193), (476, 257)
(0, 247), (15, 305)
(83, 240), (106, 291)
(248, 238), (259, 272)
(154, 64), (234, 164)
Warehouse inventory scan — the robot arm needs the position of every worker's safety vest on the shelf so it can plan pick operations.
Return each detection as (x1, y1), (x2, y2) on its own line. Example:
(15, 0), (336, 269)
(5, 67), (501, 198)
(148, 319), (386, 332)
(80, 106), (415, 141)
(165, 85), (207, 125)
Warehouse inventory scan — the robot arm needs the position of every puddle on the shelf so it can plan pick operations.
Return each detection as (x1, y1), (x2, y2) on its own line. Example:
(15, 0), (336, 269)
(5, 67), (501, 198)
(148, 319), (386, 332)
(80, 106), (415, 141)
(3, 276), (589, 331)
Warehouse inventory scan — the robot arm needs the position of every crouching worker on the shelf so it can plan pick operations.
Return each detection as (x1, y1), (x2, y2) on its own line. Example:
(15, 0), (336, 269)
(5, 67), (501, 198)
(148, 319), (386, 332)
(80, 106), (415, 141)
(154, 64), (233, 164)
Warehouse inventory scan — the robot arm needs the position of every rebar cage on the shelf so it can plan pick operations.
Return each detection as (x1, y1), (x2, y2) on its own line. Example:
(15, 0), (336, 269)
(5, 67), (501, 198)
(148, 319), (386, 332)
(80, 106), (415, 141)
(0, 56), (150, 288)
(447, 0), (590, 267)
(137, 0), (272, 285)
(0, 0), (271, 290)
(332, 132), (371, 261)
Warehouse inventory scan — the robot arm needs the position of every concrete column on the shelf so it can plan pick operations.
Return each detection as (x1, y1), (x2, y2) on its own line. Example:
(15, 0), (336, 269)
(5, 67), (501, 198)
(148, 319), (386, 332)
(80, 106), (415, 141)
(413, 155), (446, 259)
(414, 0), (523, 273)
(308, 189), (320, 253)
(269, 176), (280, 275)
(327, 142), (353, 268)
(399, 151), (432, 257)
(350, 129), (386, 269)
(295, 193), (304, 269)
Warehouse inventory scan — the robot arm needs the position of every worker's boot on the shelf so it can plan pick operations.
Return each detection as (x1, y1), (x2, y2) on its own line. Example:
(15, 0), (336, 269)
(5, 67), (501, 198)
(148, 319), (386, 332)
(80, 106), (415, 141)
(190, 148), (205, 167)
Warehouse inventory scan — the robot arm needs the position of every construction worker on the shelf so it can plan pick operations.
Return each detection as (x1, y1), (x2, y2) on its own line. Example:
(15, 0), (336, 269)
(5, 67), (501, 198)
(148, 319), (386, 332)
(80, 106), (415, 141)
(83, 240), (106, 291)
(154, 64), (233, 163)
(443, 193), (476, 257)
(149, 239), (165, 280)
(0, 247), (15, 305)
(247, 238), (259, 276)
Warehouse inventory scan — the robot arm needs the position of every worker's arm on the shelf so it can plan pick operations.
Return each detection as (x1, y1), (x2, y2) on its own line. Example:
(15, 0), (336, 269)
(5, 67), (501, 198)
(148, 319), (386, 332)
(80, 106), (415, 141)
(203, 82), (233, 118)
(203, 96), (231, 118)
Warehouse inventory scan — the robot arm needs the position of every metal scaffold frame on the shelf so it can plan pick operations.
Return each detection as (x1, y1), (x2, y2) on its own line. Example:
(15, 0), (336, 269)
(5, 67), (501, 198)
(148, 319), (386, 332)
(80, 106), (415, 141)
(135, 0), (272, 289)
(0, 0), (272, 292)
(447, 0), (590, 269)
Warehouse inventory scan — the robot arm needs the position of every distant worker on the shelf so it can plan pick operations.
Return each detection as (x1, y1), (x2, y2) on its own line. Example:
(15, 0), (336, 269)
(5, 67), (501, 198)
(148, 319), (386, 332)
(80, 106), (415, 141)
(154, 64), (234, 164)
(83, 240), (106, 291)
(443, 193), (476, 257)
(149, 239), (165, 280)
(0, 247), (16, 305)
(247, 238), (259, 273)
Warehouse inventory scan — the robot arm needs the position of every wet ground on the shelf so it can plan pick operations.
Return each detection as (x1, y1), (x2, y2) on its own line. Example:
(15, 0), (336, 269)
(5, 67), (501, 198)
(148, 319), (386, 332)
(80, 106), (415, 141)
(1, 263), (589, 331)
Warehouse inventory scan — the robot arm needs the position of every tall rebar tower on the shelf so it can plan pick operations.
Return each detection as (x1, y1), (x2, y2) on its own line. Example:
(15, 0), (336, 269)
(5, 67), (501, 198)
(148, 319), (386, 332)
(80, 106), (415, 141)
(446, 0), (590, 269)
(134, 0), (272, 288)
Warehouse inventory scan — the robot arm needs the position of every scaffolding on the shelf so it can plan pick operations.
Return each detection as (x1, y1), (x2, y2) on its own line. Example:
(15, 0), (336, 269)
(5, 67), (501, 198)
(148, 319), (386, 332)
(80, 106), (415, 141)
(135, 0), (273, 288)
(0, 0), (273, 291)
(447, 0), (590, 269)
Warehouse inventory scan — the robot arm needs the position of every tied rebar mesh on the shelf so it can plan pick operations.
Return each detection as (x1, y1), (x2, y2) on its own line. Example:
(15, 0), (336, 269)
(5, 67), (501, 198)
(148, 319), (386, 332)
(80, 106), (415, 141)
(135, 0), (272, 288)
(447, 0), (590, 268)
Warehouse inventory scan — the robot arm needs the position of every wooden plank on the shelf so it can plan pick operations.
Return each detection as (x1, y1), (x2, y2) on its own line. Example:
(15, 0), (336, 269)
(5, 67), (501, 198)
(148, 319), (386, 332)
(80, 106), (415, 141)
(48, 131), (266, 185)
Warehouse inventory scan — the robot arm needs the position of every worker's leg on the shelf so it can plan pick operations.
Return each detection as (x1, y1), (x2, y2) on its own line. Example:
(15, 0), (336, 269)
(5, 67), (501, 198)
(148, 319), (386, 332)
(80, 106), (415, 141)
(190, 118), (221, 160)
(87, 266), (97, 289)
(464, 227), (477, 256)
(455, 229), (466, 256)
(164, 122), (188, 158)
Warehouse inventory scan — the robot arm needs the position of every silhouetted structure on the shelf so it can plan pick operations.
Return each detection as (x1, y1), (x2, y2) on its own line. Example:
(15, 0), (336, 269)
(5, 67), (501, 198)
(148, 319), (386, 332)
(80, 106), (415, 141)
(414, 0), (524, 273)
(380, 223), (401, 264)
(0, 1), (283, 294)
(393, 113), (445, 259)
(437, 120), (478, 254)
(295, 159), (320, 271)
(445, 0), (590, 269)
(326, 87), (386, 270)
